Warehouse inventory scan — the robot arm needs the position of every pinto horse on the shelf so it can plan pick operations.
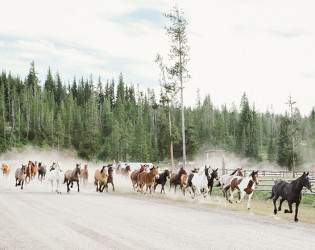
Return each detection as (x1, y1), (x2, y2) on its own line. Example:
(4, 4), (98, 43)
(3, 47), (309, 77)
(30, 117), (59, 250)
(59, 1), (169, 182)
(15, 165), (26, 189)
(228, 171), (259, 210)
(64, 163), (81, 193)
(219, 168), (243, 198)
(189, 166), (211, 198)
(137, 166), (159, 194)
(181, 168), (200, 196)
(130, 164), (147, 190)
(154, 169), (170, 194)
(268, 172), (313, 222)
(1, 163), (10, 179)
(169, 167), (187, 193)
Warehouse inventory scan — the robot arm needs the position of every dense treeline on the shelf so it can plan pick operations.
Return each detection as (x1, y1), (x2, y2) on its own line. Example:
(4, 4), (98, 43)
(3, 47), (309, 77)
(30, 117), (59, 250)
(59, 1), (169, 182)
(1, 62), (315, 169)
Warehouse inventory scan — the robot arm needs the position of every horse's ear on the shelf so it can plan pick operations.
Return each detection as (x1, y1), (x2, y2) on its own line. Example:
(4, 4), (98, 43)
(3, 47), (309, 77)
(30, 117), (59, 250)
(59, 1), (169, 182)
(307, 172), (309, 175)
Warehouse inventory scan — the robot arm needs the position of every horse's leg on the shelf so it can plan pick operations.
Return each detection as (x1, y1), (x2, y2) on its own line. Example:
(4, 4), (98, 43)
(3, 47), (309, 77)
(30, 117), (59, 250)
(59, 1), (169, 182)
(210, 185), (213, 196)
(21, 180), (24, 189)
(284, 202), (293, 214)
(246, 192), (254, 210)
(77, 180), (80, 192)
(66, 180), (70, 193)
(112, 183), (115, 192)
(174, 184), (177, 193)
(229, 188), (236, 203)
(203, 187), (209, 198)
(273, 194), (279, 214)
(15, 178), (18, 187)
(294, 202), (300, 222)
(236, 191), (246, 204)
(278, 198), (285, 211)
(51, 180), (54, 192)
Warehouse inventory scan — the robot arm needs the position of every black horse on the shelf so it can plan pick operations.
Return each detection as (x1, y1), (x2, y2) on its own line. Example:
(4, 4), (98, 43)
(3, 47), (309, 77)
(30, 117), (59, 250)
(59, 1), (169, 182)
(38, 162), (47, 182)
(207, 168), (219, 196)
(267, 172), (313, 222)
(154, 169), (170, 194)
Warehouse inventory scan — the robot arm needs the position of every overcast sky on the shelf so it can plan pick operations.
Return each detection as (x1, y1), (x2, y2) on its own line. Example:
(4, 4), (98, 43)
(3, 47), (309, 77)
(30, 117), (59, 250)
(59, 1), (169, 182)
(1, 0), (314, 115)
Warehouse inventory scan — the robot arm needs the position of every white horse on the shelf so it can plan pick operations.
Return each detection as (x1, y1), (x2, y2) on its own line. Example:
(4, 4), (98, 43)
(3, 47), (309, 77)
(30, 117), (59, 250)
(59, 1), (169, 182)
(48, 162), (63, 193)
(228, 171), (259, 210)
(189, 166), (211, 198)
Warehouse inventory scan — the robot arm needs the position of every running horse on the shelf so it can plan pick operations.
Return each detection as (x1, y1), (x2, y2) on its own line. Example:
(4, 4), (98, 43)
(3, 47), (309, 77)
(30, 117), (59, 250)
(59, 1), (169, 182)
(63, 163), (81, 193)
(15, 165), (26, 189)
(169, 167), (187, 193)
(267, 172), (313, 222)
(120, 165), (131, 178)
(80, 164), (89, 184)
(1, 163), (11, 179)
(30, 161), (38, 179)
(137, 166), (159, 194)
(25, 161), (32, 184)
(130, 164), (147, 190)
(228, 170), (259, 210)
(219, 168), (243, 199)
(38, 162), (47, 181)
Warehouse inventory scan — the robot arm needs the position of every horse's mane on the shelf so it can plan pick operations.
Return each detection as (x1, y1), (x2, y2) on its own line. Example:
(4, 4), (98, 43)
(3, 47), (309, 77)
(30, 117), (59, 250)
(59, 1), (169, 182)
(230, 170), (237, 176)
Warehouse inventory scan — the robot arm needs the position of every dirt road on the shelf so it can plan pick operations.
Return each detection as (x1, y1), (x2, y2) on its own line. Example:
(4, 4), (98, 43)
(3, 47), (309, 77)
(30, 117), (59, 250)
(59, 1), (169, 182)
(1, 175), (315, 250)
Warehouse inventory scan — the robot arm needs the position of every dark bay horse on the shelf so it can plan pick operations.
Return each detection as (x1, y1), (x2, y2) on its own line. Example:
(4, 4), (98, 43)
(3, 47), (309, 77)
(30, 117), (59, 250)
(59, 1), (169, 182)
(105, 165), (115, 192)
(207, 168), (219, 196)
(120, 165), (131, 178)
(169, 167), (187, 193)
(63, 163), (81, 193)
(154, 169), (170, 194)
(38, 162), (47, 182)
(268, 172), (313, 222)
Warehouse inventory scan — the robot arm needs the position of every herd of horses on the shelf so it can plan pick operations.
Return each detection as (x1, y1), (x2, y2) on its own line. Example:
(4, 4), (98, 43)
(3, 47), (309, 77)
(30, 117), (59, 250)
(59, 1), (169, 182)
(1, 162), (313, 222)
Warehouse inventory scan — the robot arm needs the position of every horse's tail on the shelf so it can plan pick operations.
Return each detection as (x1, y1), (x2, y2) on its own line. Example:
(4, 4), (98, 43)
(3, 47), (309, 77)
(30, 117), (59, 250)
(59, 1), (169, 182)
(63, 175), (67, 184)
(265, 189), (274, 200)
(215, 181), (221, 187)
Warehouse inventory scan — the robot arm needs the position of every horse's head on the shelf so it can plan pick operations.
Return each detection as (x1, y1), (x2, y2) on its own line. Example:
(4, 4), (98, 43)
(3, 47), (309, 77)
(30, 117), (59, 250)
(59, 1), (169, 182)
(126, 165), (131, 172)
(84, 164), (88, 170)
(21, 164), (26, 174)
(150, 166), (159, 179)
(192, 168), (199, 173)
(211, 168), (219, 180)
(49, 163), (56, 171)
(57, 162), (63, 172)
(179, 167), (187, 175)
(237, 168), (244, 177)
(164, 169), (170, 178)
(75, 164), (81, 176)
(250, 171), (259, 185)
(301, 172), (312, 192)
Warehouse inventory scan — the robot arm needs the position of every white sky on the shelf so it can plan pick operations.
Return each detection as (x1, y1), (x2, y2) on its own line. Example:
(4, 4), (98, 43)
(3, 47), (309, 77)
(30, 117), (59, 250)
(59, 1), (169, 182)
(0, 0), (315, 115)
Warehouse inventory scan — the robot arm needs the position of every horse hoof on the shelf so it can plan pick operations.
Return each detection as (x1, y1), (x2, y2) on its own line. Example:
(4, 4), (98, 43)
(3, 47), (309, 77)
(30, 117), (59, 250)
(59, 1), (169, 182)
(274, 210), (277, 215)
(284, 209), (290, 213)
(295, 218), (299, 222)
(247, 207), (250, 210)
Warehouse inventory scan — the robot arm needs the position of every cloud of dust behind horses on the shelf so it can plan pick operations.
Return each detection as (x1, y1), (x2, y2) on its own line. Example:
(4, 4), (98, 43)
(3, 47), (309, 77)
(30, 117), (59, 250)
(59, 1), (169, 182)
(0, 146), (100, 172)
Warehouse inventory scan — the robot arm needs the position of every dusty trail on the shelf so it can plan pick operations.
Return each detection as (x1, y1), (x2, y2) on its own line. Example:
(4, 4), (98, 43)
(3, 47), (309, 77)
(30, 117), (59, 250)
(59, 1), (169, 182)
(1, 174), (315, 250)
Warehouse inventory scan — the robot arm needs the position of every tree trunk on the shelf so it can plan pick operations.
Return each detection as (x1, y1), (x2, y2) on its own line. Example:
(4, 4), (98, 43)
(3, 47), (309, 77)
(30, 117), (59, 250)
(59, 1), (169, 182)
(168, 109), (174, 173)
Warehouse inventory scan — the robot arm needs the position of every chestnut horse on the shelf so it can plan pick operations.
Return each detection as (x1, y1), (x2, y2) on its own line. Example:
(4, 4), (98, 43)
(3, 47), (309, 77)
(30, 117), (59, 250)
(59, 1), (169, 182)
(25, 162), (32, 184)
(63, 163), (81, 193)
(130, 164), (147, 190)
(137, 166), (159, 194)
(170, 167), (187, 193)
(80, 164), (89, 184)
(1, 163), (10, 179)
(30, 161), (38, 179)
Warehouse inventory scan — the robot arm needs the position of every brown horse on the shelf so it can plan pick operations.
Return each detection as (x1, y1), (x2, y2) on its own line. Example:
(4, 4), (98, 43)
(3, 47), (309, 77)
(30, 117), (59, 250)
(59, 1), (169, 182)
(25, 162), (32, 184)
(130, 164), (147, 190)
(170, 167), (187, 193)
(30, 161), (38, 179)
(80, 164), (89, 184)
(105, 165), (115, 192)
(120, 165), (131, 178)
(63, 163), (81, 193)
(1, 163), (11, 179)
(94, 166), (108, 192)
(137, 166), (159, 194)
